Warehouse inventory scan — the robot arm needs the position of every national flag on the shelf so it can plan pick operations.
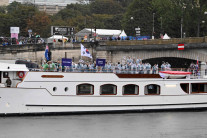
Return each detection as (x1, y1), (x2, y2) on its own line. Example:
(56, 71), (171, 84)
(196, 57), (199, 73)
(45, 45), (50, 61)
(178, 44), (184, 50)
(81, 44), (92, 58)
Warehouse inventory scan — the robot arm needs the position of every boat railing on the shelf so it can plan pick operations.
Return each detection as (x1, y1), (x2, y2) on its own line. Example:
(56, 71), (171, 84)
(30, 67), (207, 79)
(34, 67), (199, 74)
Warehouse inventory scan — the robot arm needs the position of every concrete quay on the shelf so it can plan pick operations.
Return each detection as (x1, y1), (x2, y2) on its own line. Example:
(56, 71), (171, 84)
(0, 37), (207, 65)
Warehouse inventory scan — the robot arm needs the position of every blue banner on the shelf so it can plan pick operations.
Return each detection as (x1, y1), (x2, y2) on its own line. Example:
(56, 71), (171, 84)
(96, 59), (106, 66)
(62, 58), (72, 66)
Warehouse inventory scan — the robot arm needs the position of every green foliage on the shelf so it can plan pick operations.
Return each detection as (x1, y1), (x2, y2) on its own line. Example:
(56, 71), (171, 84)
(26, 11), (51, 37)
(90, 0), (124, 14)
(0, 13), (14, 36)
(122, 0), (153, 36)
(1, 0), (207, 38)
(0, 6), (6, 14)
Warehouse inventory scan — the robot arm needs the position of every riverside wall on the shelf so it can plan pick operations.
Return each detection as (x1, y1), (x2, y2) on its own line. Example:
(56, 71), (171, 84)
(1, 37), (207, 65)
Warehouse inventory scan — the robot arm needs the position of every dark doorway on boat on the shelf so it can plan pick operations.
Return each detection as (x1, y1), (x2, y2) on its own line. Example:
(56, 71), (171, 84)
(180, 83), (189, 94)
(142, 57), (199, 69)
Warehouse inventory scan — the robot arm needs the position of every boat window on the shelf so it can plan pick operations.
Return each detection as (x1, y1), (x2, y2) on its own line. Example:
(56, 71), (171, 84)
(65, 87), (68, 92)
(53, 87), (57, 92)
(144, 84), (160, 95)
(180, 83), (189, 93)
(100, 84), (117, 95)
(191, 83), (207, 93)
(77, 84), (94, 95)
(123, 84), (139, 95)
(3, 72), (9, 78)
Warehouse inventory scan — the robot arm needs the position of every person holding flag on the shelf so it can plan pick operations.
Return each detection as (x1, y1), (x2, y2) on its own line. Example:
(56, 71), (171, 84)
(81, 44), (92, 59)
(45, 44), (51, 62)
(196, 57), (199, 76)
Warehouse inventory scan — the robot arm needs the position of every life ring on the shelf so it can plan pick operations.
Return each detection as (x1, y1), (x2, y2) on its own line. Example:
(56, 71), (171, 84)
(18, 71), (25, 78)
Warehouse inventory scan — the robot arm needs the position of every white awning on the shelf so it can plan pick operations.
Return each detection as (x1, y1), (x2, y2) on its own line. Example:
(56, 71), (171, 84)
(0, 62), (29, 72)
(85, 28), (122, 37)
(48, 35), (68, 40)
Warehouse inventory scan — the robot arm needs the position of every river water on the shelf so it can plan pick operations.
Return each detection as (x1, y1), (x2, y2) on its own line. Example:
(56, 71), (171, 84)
(0, 112), (207, 138)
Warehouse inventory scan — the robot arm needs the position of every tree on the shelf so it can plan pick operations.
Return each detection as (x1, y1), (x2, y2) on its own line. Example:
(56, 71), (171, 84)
(27, 12), (51, 37)
(122, 0), (153, 36)
(152, 0), (181, 38)
(7, 2), (37, 36)
(0, 13), (14, 36)
(90, 0), (124, 14)
(0, 6), (6, 14)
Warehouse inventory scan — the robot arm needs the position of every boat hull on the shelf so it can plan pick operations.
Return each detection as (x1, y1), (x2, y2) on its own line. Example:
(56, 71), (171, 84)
(1, 87), (207, 116)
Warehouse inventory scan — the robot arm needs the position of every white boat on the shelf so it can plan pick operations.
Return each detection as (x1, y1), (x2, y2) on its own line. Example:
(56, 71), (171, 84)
(1, 62), (207, 116)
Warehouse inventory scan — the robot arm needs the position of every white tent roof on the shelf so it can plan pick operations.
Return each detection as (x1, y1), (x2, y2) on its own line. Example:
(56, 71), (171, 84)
(0, 62), (29, 72)
(163, 33), (170, 39)
(48, 35), (68, 40)
(119, 30), (127, 37)
(85, 28), (122, 36)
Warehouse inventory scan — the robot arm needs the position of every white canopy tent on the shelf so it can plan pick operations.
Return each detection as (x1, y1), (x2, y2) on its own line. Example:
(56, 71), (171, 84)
(48, 35), (69, 43)
(163, 33), (170, 39)
(75, 28), (125, 41)
(119, 30), (127, 37)
(48, 35), (68, 40)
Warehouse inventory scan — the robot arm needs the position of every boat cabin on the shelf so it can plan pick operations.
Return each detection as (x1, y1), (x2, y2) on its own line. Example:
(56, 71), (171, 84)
(0, 62), (29, 87)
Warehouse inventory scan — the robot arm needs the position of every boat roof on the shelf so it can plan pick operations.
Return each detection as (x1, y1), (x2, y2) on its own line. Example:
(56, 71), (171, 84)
(0, 62), (29, 71)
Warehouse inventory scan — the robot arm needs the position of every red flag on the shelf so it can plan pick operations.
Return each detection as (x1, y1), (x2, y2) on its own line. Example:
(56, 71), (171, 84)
(178, 44), (184, 50)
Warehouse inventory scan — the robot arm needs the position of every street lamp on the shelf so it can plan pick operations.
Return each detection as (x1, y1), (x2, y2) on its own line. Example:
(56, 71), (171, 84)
(160, 16), (163, 35)
(181, 4), (186, 39)
(130, 17), (134, 36)
(152, 13), (155, 39)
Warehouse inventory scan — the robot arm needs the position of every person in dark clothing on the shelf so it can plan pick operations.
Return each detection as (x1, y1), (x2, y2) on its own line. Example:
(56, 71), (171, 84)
(6, 77), (12, 87)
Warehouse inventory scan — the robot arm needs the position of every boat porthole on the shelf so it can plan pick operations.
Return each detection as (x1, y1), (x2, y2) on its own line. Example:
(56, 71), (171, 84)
(65, 87), (68, 92)
(53, 87), (57, 92)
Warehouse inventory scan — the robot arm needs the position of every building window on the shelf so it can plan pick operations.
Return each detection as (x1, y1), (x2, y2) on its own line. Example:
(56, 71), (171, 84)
(180, 83), (189, 93)
(191, 83), (207, 93)
(77, 84), (94, 95)
(100, 84), (117, 95)
(123, 84), (139, 95)
(145, 84), (160, 95)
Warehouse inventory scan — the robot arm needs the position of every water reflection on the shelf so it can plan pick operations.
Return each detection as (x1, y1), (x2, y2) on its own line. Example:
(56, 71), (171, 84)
(0, 112), (207, 138)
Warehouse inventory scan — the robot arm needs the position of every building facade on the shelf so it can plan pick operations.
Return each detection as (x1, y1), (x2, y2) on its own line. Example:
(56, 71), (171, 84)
(0, 0), (9, 6)
(9, 0), (92, 15)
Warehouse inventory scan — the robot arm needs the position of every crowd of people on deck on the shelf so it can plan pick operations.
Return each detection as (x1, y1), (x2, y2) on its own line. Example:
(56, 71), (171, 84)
(41, 57), (172, 74)
(190, 62), (199, 75)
